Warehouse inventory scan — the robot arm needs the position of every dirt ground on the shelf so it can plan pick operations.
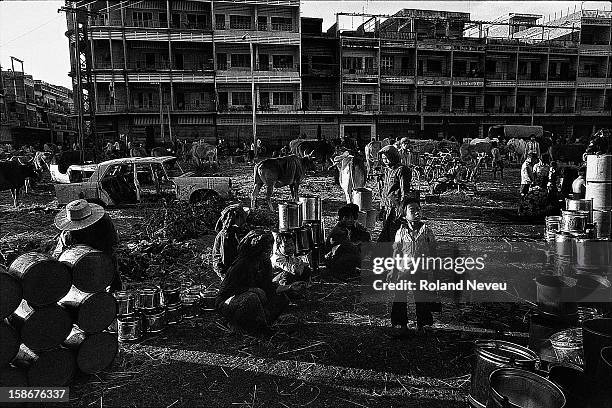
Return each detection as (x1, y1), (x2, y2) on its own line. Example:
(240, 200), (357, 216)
(0, 161), (545, 408)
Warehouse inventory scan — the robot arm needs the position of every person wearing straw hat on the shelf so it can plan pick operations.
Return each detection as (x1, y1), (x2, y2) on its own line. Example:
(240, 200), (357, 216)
(53, 199), (122, 291)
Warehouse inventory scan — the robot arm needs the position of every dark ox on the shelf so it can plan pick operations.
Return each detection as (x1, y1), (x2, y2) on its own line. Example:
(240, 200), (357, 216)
(290, 139), (335, 166)
(250, 154), (315, 210)
(0, 161), (39, 207)
(549, 144), (587, 164)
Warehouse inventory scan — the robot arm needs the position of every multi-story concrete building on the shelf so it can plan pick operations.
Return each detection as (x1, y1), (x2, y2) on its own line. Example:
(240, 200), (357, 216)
(333, 8), (612, 142)
(78, 0), (301, 149)
(0, 70), (76, 145)
(70, 3), (611, 148)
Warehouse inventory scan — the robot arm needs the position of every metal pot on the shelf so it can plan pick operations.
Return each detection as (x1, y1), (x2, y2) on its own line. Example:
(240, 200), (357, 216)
(138, 286), (162, 310)
(279, 202), (301, 231)
(304, 220), (323, 246)
(292, 226), (313, 255)
(114, 291), (136, 316)
(561, 210), (589, 233)
(299, 195), (322, 221)
(117, 314), (143, 342)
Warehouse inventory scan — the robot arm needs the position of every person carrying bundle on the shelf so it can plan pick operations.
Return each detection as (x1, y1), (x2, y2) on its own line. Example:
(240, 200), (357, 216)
(53, 199), (122, 291)
(215, 230), (289, 336)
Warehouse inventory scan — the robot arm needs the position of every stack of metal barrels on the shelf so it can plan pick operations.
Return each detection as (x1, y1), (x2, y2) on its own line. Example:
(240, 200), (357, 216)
(277, 196), (323, 270)
(1, 247), (118, 387)
(112, 282), (219, 342)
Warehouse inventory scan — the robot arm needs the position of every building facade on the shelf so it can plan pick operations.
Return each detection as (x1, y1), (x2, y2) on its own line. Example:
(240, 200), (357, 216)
(69, 2), (612, 148)
(0, 70), (76, 146)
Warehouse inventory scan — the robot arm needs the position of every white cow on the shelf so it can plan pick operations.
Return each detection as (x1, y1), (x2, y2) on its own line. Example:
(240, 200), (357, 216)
(507, 138), (527, 163)
(330, 151), (367, 203)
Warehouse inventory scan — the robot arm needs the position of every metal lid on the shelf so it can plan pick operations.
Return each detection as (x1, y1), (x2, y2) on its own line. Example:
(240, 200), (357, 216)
(475, 340), (539, 365)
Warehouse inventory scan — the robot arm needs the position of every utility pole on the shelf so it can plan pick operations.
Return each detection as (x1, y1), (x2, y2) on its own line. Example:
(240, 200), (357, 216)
(59, 3), (99, 163)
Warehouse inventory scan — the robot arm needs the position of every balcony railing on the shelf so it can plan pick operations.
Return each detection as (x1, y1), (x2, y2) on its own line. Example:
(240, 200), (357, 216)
(302, 104), (338, 111)
(229, 22), (252, 30)
(381, 68), (415, 76)
(255, 63), (299, 72)
(343, 104), (378, 112)
(94, 61), (125, 70)
(549, 73), (577, 81)
(380, 31), (416, 41)
(547, 106), (574, 113)
(218, 104), (252, 112)
(342, 69), (379, 75)
(257, 104), (300, 112)
(577, 107), (609, 113)
(271, 23), (293, 31)
(176, 102), (215, 111)
(451, 107), (482, 113)
(453, 71), (484, 78)
(578, 71), (606, 78)
(423, 105), (450, 112)
(381, 104), (415, 112)
(516, 106), (546, 113)
(258, 23), (268, 31)
(485, 72), (516, 80)
(418, 71), (450, 77)
(131, 104), (161, 112)
(97, 103), (127, 113)
(126, 61), (172, 70)
(484, 106), (516, 114)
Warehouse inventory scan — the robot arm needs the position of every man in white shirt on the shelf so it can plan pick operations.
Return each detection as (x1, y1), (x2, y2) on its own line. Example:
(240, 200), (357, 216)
(525, 135), (541, 158)
(520, 153), (538, 196)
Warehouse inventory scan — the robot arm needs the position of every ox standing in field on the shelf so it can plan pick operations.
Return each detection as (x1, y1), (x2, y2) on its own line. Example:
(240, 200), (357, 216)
(0, 161), (39, 207)
(330, 150), (367, 204)
(191, 140), (218, 167)
(251, 154), (315, 211)
(290, 139), (335, 170)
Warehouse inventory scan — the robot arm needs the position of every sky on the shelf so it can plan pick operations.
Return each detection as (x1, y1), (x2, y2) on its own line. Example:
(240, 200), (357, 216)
(1, 1), (611, 89)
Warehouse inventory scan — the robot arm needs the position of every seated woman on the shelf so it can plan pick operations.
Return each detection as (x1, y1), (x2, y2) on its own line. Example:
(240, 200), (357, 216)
(271, 231), (311, 286)
(212, 205), (249, 280)
(325, 204), (371, 279)
(215, 230), (289, 336)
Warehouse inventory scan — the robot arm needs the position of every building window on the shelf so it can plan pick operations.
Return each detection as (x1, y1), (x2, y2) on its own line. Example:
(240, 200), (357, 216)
(271, 17), (292, 31)
(229, 15), (251, 30)
(345, 94), (363, 106)
(380, 92), (393, 105)
(381, 56), (393, 71)
(364, 57), (375, 72)
(231, 54), (251, 68)
(132, 11), (153, 27)
(186, 14), (208, 29)
(215, 14), (225, 30)
(273, 92), (294, 105)
(232, 92), (252, 106)
(581, 96), (593, 109)
(159, 13), (167, 27)
(217, 53), (227, 70)
(257, 16), (267, 31)
(427, 59), (442, 73)
(342, 57), (361, 71)
(272, 55), (294, 69)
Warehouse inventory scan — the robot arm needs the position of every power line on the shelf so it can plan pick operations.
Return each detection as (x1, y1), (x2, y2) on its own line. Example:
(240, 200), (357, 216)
(0, 15), (64, 47)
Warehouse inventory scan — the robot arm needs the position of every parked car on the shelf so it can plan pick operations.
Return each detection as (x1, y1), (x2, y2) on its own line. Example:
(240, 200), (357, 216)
(54, 156), (232, 206)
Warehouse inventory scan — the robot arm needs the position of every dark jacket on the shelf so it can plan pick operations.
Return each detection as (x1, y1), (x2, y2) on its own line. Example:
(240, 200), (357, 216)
(212, 226), (242, 279)
(54, 214), (118, 257)
(378, 146), (412, 211)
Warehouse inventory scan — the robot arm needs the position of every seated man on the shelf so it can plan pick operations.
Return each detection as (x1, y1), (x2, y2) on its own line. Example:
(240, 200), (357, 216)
(325, 204), (371, 280)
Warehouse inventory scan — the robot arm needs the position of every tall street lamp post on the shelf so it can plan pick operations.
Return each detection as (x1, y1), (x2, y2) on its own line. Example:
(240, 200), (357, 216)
(243, 34), (257, 158)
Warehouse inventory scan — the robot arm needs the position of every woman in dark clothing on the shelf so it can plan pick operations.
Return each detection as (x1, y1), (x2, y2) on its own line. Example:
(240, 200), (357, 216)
(377, 145), (413, 243)
(53, 199), (122, 291)
(211, 204), (249, 280)
(216, 230), (289, 335)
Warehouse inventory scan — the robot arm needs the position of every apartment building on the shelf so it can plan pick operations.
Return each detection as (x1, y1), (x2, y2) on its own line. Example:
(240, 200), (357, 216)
(78, 0), (301, 148)
(0, 70), (76, 145)
(332, 8), (612, 142)
(69, 3), (611, 147)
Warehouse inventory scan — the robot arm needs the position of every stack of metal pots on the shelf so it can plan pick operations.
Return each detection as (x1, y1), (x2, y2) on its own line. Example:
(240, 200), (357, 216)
(278, 195), (322, 271)
(585, 154), (612, 239)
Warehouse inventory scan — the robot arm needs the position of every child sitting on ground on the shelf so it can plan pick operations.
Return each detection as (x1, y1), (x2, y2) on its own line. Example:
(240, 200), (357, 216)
(271, 231), (311, 287)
